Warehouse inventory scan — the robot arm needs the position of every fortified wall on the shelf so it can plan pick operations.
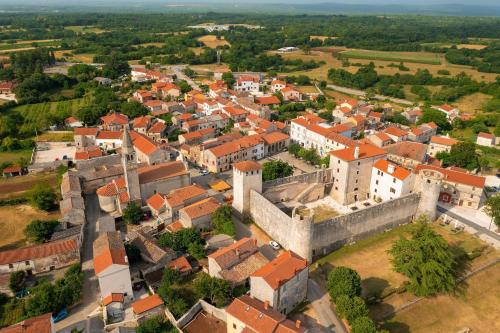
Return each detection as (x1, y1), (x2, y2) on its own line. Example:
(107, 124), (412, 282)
(249, 189), (420, 261)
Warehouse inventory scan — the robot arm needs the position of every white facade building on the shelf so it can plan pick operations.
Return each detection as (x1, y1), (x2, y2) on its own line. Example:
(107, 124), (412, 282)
(370, 159), (415, 202)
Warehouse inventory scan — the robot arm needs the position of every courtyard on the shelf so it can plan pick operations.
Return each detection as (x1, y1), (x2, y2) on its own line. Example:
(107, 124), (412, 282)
(34, 141), (76, 164)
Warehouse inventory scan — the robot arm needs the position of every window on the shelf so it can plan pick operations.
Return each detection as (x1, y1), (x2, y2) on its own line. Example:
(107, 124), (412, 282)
(354, 187), (358, 191)
(393, 178), (396, 183)
(233, 324), (237, 329)
(375, 180), (379, 185)
(8, 264), (13, 269)
(25, 261), (30, 266)
(390, 187), (396, 194)
(356, 170), (359, 175)
(374, 188), (377, 193)
(357, 162), (360, 166)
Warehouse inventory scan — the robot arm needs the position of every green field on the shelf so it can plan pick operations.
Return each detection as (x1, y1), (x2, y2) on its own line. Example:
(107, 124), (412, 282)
(64, 26), (107, 34)
(9, 96), (92, 128)
(0, 40), (60, 51)
(340, 49), (441, 65)
(0, 150), (32, 165)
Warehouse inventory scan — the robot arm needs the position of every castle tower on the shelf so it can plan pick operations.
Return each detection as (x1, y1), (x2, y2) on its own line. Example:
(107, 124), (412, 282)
(121, 129), (141, 203)
(291, 206), (314, 262)
(414, 168), (443, 221)
(232, 161), (262, 215)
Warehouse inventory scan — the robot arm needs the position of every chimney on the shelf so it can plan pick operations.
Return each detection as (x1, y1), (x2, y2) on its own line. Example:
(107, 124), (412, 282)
(264, 300), (269, 310)
(387, 164), (395, 174)
(354, 146), (360, 159)
(295, 320), (301, 328)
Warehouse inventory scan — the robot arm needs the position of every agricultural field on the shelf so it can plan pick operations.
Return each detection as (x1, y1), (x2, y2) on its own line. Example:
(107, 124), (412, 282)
(0, 204), (60, 250)
(190, 63), (231, 73)
(275, 49), (499, 82)
(0, 39), (60, 52)
(340, 49), (442, 65)
(196, 35), (231, 48)
(64, 25), (108, 34)
(35, 131), (74, 142)
(8, 96), (92, 128)
(311, 222), (499, 333)
(0, 172), (58, 200)
(453, 92), (492, 115)
(54, 50), (96, 63)
(0, 150), (32, 166)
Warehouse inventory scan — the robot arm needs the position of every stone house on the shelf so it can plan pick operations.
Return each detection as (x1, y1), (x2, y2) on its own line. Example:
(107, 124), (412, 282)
(226, 295), (306, 333)
(100, 113), (129, 131)
(329, 144), (387, 205)
(178, 197), (221, 231)
(383, 141), (428, 170)
(132, 294), (164, 323)
(74, 127), (99, 148)
(208, 237), (269, 285)
(146, 121), (167, 143)
(250, 251), (308, 315)
(427, 136), (458, 157)
(370, 159), (415, 202)
(93, 231), (134, 302)
(366, 132), (393, 148)
(0, 239), (79, 275)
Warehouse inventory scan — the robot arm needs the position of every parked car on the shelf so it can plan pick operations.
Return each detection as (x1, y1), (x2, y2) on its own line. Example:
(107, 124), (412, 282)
(200, 169), (209, 175)
(52, 309), (69, 323)
(269, 240), (281, 251)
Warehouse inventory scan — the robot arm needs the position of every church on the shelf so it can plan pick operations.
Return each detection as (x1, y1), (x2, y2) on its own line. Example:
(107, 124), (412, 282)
(96, 129), (191, 215)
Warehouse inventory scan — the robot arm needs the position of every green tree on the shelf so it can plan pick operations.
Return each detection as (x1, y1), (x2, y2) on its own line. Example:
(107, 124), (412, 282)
(122, 202), (143, 225)
(326, 266), (362, 302)
(335, 295), (368, 322)
(288, 143), (301, 157)
(136, 315), (178, 333)
(120, 100), (148, 118)
(25, 183), (57, 211)
(24, 219), (59, 243)
(484, 195), (500, 229)
(67, 64), (97, 82)
(188, 241), (206, 260)
(262, 160), (294, 181)
(102, 55), (130, 79)
(447, 141), (479, 170)
(193, 273), (231, 307)
(9, 271), (25, 293)
(351, 316), (378, 333)
(211, 205), (235, 236)
(125, 244), (141, 264)
(417, 109), (451, 131)
(388, 217), (456, 296)
(221, 72), (235, 88)
(158, 228), (203, 251)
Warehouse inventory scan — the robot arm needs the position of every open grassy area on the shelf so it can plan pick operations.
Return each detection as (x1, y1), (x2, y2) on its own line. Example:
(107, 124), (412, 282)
(340, 49), (441, 65)
(297, 205), (339, 223)
(197, 35), (230, 48)
(0, 172), (58, 200)
(312, 221), (499, 333)
(454, 92), (492, 115)
(0, 204), (60, 251)
(0, 150), (32, 166)
(35, 131), (74, 142)
(275, 49), (498, 83)
(54, 50), (96, 63)
(64, 25), (108, 34)
(0, 40), (60, 52)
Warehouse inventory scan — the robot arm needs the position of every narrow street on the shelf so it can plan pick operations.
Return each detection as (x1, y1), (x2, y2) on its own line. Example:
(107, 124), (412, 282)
(56, 194), (103, 333)
(308, 279), (347, 333)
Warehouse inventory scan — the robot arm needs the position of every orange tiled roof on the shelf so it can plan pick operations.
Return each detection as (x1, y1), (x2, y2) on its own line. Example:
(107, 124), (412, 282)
(101, 112), (129, 125)
(147, 193), (166, 211)
(168, 255), (192, 274)
(384, 141), (427, 162)
(430, 136), (458, 146)
(130, 131), (160, 156)
(132, 294), (164, 315)
(93, 232), (128, 275)
(166, 220), (184, 233)
(415, 164), (485, 188)
(181, 197), (220, 220)
(373, 159), (411, 181)
(148, 121), (166, 134)
(0, 239), (77, 265)
(165, 184), (207, 208)
(75, 146), (103, 160)
(330, 143), (386, 162)
(208, 237), (258, 269)
(133, 115), (152, 128)
(261, 131), (289, 145)
(478, 132), (495, 139)
(138, 161), (188, 184)
(74, 127), (99, 136)
(0, 313), (53, 333)
(96, 130), (122, 140)
(384, 127), (408, 137)
(251, 251), (307, 290)
(102, 293), (124, 306)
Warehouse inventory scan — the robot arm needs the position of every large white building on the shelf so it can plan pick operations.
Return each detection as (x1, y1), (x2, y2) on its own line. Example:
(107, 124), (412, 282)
(370, 159), (415, 202)
(234, 76), (260, 93)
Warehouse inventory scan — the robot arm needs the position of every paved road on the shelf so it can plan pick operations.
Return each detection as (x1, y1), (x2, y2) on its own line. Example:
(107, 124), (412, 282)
(165, 65), (202, 91)
(307, 279), (347, 333)
(327, 84), (414, 106)
(56, 194), (103, 333)
(438, 205), (500, 244)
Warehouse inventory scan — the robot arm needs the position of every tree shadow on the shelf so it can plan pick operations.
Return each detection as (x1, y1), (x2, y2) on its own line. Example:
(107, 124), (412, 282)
(371, 301), (411, 333)
(362, 277), (390, 299)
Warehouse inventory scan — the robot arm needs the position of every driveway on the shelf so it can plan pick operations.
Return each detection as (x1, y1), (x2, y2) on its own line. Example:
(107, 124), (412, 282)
(56, 194), (103, 332)
(307, 279), (347, 333)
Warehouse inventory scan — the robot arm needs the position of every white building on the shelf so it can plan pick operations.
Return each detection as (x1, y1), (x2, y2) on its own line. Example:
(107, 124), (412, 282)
(435, 104), (460, 120)
(234, 76), (260, 93)
(370, 159), (415, 202)
(93, 232), (134, 303)
(476, 132), (496, 147)
(232, 161), (262, 215)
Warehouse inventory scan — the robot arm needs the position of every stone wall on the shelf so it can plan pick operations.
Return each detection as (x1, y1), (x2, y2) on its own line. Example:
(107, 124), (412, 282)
(76, 154), (121, 171)
(311, 193), (420, 257)
(263, 168), (332, 190)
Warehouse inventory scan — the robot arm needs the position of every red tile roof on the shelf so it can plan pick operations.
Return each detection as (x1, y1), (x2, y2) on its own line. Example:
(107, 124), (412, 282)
(133, 115), (152, 128)
(147, 193), (166, 211)
(165, 184), (207, 208)
(74, 127), (99, 136)
(384, 141), (427, 162)
(208, 237), (259, 267)
(384, 127), (408, 137)
(233, 161), (262, 172)
(181, 197), (220, 220)
(373, 159), (411, 181)
(166, 220), (184, 233)
(330, 143), (386, 162)
(96, 130), (122, 140)
(262, 131), (289, 145)
(148, 121), (166, 134)
(103, 293), (124, 306)
(430, 136), (458, 146)
(132, 294), (164, 315)
(75, 146), (103, 160)
(415, 164), (485, 188)
(101, 113), (129, 125)
(477, 132), (495, 139)
(130, 131), (160, 156)
(251, 251), (307, 290)
(0, 313), (53, 333)
(2, 165), (22, 174)
(138, 161), (188, 184)
(227, 295), (305, 333)
(93, 232), (128, 275)
(0, 239), (78, 265)
(168, 256), (192, 274)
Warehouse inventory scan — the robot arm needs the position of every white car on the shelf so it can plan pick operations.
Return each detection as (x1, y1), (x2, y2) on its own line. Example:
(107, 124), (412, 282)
(269, 241), (281, 251)
(200, 169), (209, 175)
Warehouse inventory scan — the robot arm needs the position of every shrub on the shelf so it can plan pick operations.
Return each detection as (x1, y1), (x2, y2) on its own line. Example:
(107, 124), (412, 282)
(25, 183), (57, 211)
(327, 266), (362, 302)
(335, 295), (369, 322)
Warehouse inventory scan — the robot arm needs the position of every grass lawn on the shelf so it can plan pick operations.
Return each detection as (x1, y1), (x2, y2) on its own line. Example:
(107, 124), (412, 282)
(0, 204), (60, 251)
(36, 131), (74, 142)
(64, 25), (108, 34)
(297, 205), (339, 223)
(311, 221), (499, 332)
(454, 92), (492, 115)
(340, 49), (441, 65)
(0, 150), (32, 165)
(0, 40), (60, 52)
